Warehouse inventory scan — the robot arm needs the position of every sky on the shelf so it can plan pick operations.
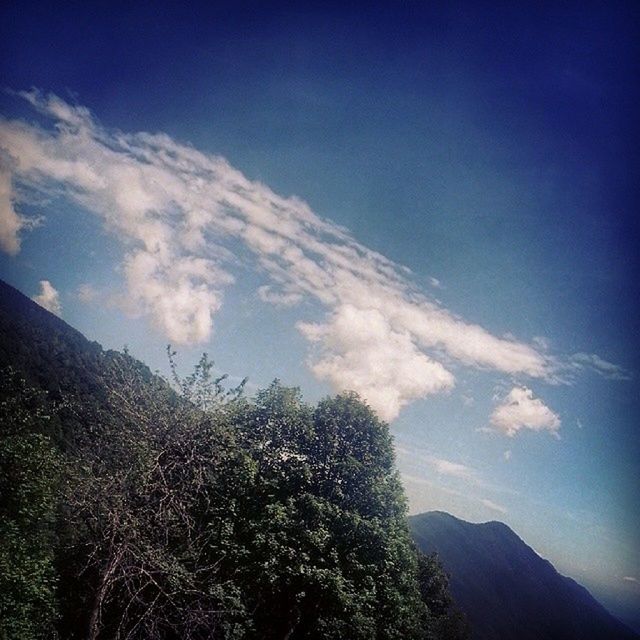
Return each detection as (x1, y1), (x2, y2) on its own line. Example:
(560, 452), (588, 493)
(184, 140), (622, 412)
(1, 0), (639, 628)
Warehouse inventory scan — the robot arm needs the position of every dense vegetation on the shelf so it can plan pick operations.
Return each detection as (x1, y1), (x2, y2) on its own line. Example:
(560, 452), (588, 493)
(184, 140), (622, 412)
(0, 279), (468, 639)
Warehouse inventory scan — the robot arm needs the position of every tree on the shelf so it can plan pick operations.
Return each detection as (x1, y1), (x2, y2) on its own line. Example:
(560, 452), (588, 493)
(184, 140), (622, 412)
(309, 393), (427, 640)
(59, 352), (251, 639)
(0, 369), (60, 640)
(232, 386), (428, 639)
(416, 552), (470, 640)
(1, 281), (468, 639)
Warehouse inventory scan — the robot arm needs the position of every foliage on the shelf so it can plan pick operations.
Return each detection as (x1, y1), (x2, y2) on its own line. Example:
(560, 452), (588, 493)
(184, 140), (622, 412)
(0, 369), (60, 640)
(228, 384), (428, 639)
(416, 552), (471, 640)
(59, 352), (251, 639)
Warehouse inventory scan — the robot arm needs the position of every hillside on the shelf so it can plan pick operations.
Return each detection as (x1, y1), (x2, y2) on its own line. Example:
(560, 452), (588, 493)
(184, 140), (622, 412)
(410, 511), (637, 640)
(0, 278), (158, 401)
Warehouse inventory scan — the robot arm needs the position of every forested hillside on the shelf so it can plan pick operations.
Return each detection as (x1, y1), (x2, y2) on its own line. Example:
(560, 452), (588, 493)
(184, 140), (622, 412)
(0, 279), (467, 640)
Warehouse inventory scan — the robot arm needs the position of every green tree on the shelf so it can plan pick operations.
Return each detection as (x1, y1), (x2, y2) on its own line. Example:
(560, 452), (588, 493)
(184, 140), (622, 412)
(59, 352), (251, 639)
(310, 393), (426, 640)
(416, 552), (470, 640)
(232, 385), (428, 639)
(0, 369), (60, 640)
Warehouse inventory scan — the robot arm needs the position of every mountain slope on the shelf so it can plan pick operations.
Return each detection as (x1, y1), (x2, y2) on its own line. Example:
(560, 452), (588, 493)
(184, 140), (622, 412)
(410, 511), (637, 640)
(0, 279), (161, 432)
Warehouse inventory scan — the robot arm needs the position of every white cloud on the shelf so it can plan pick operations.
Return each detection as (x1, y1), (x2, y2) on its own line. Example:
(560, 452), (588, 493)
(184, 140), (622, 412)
(428, 276), (443, 289)
(0, 91), (611, 419)
(622, 576), (638, 583)
(17, 88), (94, 129)
(0, 151), (42, 255)
(298, 304), (454, 421)
(490, 386), (560, 438)
(32, 280), (62, 316)
(480, 498), (508, 515)
(121, 250), (230, 344)
(503, 449), (512, 461)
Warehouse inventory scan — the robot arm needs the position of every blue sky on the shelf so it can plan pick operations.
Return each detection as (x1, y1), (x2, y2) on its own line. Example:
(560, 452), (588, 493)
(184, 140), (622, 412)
(1, 1), (638, 627)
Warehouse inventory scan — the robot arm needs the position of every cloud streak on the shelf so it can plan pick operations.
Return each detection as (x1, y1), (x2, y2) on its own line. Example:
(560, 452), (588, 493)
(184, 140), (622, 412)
(0, 90), (605, 419)
(400, 473), (510, 518)
(431, 457), (476, 481)
(569, 352), (632, 381)
(480, 498), (508, 515)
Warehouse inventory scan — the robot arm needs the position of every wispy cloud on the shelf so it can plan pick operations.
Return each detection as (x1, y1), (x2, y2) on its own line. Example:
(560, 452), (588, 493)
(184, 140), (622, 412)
(396, 444), (519, 499)
(32, 279), (62, 316)
(0, 90), (619, 419)
(0, 148), (42, 255)
(396, 446), (478, 483)
(480, 498), (508, 515)
(0, 156), (22, 255)
(400, 472), (510, 518)
(431, 457), (476, 480)
(490, 386), (561, 438)
(76, 282), (99, 303)
(461, 394), (475, 407)
(569, 352), (632, 381)
(257, 284), (303, 307)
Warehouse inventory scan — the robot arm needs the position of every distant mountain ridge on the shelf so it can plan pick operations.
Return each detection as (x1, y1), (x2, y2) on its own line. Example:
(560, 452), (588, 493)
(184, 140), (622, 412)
(410, 511), (637, 640)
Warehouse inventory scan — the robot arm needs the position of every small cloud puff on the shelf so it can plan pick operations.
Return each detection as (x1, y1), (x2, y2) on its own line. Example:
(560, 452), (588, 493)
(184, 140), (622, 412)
(32, 280), (62, 317)
(490, 386), (560, 438)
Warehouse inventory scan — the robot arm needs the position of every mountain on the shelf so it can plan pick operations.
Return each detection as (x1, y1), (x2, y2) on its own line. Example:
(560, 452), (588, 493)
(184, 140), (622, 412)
(0, 278), (153, 398)
(0, 278), (162, 437)
(410, 511), (638, 640)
